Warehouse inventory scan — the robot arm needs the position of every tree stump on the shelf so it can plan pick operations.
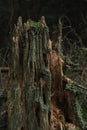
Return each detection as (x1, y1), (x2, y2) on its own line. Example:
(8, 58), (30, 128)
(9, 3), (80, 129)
(8, 17), (51, 130)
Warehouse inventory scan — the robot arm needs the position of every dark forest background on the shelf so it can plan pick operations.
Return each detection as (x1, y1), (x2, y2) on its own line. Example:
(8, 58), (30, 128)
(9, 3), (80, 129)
(0, 0), (87, 48)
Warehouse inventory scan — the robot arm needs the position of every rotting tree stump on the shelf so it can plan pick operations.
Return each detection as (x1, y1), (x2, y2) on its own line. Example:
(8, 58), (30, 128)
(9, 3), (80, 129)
(8, 17), (51, 130)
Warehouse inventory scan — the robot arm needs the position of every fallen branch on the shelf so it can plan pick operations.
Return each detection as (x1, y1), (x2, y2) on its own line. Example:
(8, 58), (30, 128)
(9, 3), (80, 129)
(73, 67), (87, 71)
(74, 82), (87, 90)
(63, 75), (87, 90)
(0, 67), (9, 72)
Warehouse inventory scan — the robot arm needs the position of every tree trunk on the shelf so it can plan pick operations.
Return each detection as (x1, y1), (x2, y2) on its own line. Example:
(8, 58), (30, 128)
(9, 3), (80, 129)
(8, 17), (51, 130)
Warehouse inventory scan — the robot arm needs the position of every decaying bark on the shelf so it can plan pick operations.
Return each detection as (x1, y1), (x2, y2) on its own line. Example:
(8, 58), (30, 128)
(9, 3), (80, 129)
(8, 17), (51, 130)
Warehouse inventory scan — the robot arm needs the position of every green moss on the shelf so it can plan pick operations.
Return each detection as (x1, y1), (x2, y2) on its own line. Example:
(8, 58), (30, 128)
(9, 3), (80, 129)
(75, 127), (81, 130)
(61, 115), (66, 122)
(66, 83), (87, 129)
(82, 47), (87, 52)
(75, 95), (87, 129)
(30, 20), (42, 29)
